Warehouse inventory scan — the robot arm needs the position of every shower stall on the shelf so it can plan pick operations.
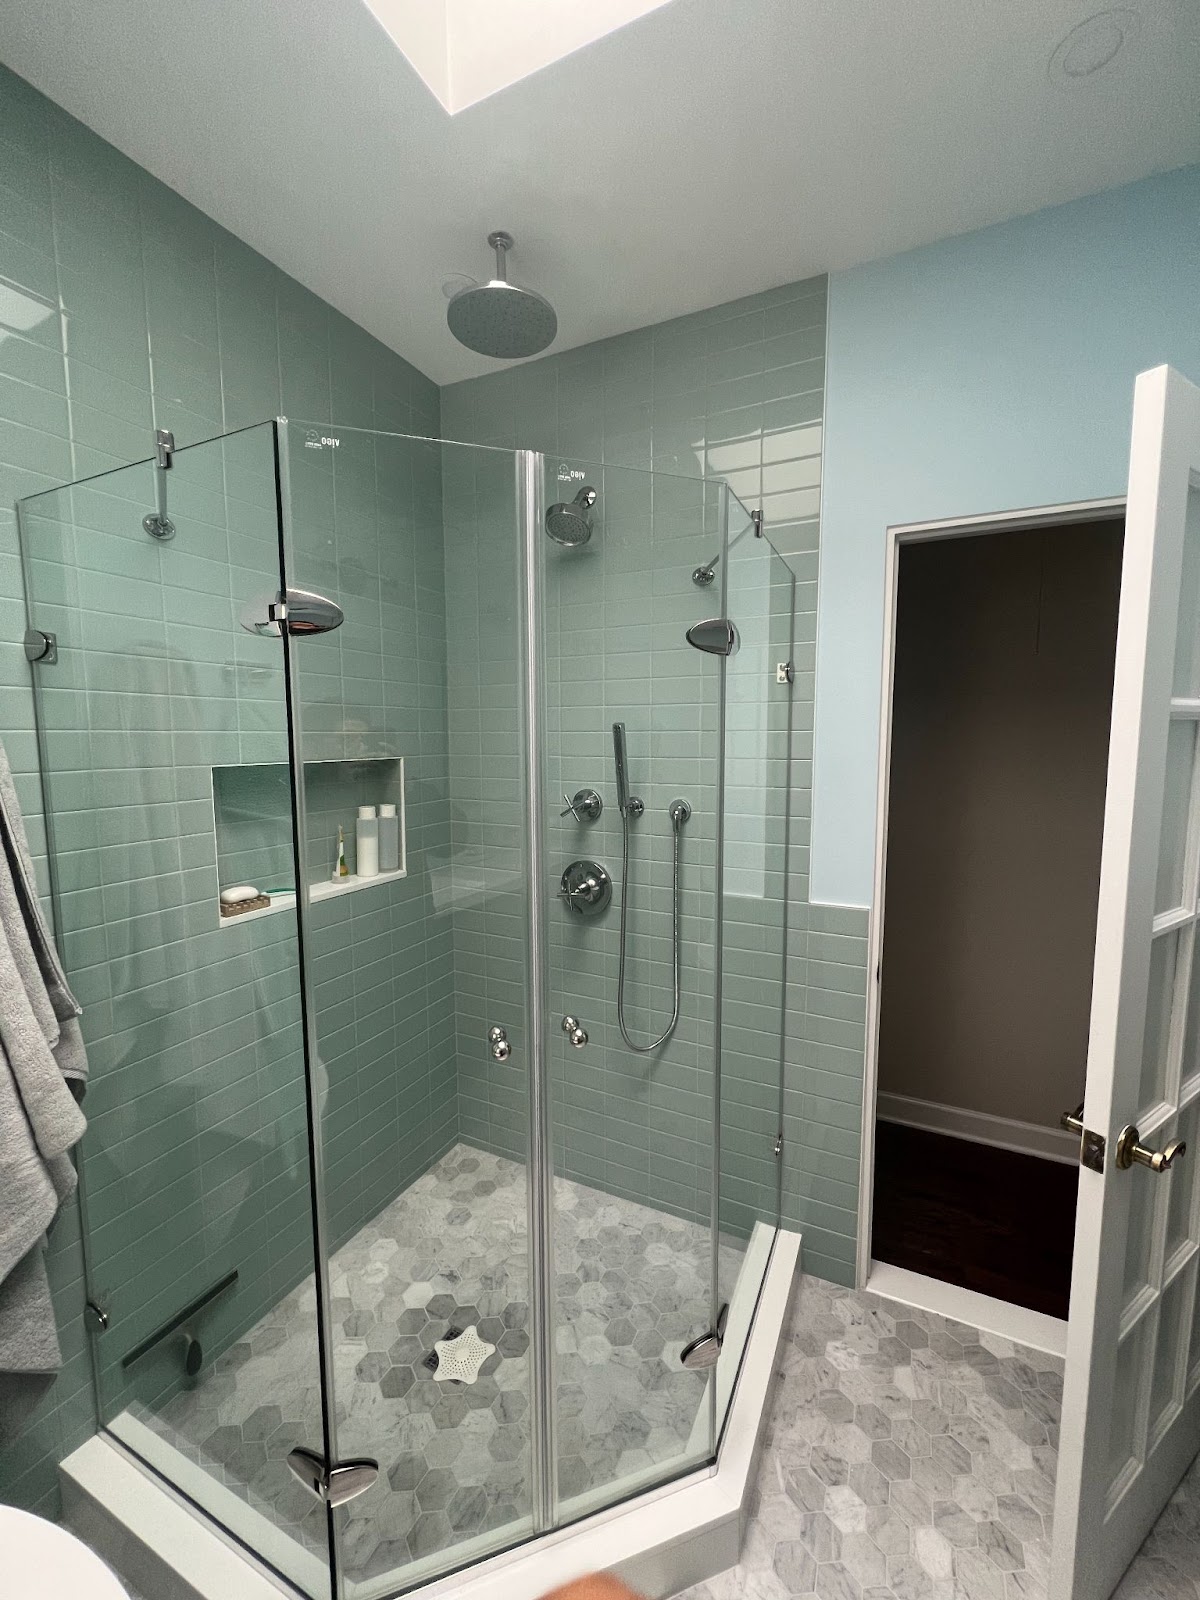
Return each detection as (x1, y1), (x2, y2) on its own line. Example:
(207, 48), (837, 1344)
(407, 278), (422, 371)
(17, 418), (797, 1598)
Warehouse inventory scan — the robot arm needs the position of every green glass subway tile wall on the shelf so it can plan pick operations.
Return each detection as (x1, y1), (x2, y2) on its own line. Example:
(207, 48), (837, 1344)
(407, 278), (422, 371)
(442, 275), (864, 1285)
(0, 61), (443, 1515)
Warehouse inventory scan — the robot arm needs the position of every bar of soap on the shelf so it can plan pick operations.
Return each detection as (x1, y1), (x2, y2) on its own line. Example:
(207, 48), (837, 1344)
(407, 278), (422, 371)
(220, 885), (261, 905)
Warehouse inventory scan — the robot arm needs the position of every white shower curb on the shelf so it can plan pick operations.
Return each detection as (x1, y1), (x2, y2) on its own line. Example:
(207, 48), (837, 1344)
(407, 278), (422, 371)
(61, 1230), (799, 1600)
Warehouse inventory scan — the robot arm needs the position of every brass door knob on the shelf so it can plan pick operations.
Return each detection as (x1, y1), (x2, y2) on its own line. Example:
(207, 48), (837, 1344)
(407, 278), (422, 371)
(1115, 1124), (1187, 1173)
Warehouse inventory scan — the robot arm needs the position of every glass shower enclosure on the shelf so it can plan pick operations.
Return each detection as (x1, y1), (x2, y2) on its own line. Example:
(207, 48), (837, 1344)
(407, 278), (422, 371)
(17, 418), (795, 1599)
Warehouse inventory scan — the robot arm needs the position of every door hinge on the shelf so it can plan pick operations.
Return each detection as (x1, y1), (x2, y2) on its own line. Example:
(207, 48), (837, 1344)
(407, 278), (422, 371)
(776, 661), (794, 685)
(286, 1447), (379, 1507)
(1061, 1103), (1106, 1173)
(773, 1133), (784, 1158)
(686, 617), (739, 657)
(24, 628), (57, 665)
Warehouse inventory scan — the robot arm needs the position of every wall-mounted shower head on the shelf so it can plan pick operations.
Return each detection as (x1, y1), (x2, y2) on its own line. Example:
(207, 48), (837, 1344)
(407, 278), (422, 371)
(546, 486), (597, 546)
(447, 232), (557, 360)
(692, 553), (720, 587)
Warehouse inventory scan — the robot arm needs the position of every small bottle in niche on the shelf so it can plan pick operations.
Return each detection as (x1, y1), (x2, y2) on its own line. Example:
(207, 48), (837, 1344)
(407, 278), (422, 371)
(378, 802), (399, 873)
(357, 805), (379, 879)
(333, 824), (350, 881)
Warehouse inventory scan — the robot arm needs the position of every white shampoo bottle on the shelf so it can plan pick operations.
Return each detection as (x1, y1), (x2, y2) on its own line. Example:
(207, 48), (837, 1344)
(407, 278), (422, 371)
(356, 805), (379, 879)
(378, 802), (399, 873)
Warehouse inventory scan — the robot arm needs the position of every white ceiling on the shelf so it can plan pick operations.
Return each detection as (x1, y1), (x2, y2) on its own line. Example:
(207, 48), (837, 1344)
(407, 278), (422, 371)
(1, 0), (1197, 384)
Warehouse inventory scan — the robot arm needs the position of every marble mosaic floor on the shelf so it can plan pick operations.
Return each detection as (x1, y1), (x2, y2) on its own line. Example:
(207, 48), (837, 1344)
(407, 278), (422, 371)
(140, 1143), (721, 1584)
(678, 1277), (1200, 1600)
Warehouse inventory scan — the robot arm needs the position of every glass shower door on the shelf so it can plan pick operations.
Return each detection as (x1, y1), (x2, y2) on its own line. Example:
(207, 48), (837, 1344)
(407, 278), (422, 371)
(19, 424), (334, 1595)
(280, 424), (538, 1597)
(715, 496), (795, 1423)
(540, 458), (728, 1518)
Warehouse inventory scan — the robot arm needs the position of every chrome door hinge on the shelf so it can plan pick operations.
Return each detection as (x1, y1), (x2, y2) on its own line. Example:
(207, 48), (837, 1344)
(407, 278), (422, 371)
(776, 661), (794, 685)
(24, 628), (57, 665)
(286, 1447), (379, 1507)
(686, 618), (739, 656)
(85, 1299), (110, 1333)
(773, 1133), (784, 1158)
(1061, 1103), (1105, 1173)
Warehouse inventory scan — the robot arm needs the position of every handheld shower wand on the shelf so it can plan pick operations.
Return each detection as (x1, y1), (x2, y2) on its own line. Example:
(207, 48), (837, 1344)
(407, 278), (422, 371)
(612, 722), (643, 819)
(611, 722), (690, 1053)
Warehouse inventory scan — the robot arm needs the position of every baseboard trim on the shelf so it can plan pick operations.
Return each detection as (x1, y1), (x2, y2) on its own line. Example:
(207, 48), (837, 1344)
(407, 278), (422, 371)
(877, 1091), (1079, 1164)
(867, 1261), (1068, 1358)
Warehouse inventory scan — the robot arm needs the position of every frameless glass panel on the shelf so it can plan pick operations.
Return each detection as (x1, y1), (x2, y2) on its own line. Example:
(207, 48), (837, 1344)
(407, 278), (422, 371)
(541, 457), (723, 1517)
(1156, 719), (1196, 916)
(19, 426), (333, 1594)
(716, 491), (793, 1423)
(282, 424), (535, 1593)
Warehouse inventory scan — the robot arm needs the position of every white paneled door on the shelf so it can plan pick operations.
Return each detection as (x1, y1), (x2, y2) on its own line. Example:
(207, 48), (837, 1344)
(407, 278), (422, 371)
(1053, 365), (1200, 1599)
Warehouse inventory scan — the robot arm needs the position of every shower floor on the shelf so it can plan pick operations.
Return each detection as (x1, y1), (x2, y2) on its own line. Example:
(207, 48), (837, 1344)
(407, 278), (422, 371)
(138, 1143), (726, 1583)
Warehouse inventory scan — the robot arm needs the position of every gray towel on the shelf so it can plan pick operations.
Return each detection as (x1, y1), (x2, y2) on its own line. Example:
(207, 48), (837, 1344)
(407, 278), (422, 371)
(0, 738), (87, 1443)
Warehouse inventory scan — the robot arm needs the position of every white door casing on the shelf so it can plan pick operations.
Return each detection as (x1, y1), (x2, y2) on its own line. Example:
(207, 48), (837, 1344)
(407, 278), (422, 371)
(1052, 365), (1200, 1600)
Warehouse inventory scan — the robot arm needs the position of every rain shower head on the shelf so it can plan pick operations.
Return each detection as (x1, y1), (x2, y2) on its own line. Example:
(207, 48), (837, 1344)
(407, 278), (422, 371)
(447, 232), (557, 360)
(546, 486), (597, 546)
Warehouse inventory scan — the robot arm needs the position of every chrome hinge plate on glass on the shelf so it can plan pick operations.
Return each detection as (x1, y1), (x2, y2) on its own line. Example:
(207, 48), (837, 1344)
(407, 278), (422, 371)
(24, 628), (57, 665)
(286, 1447), (379, 1507)
(680, 1303), (730, 1371)
(1061, 1102), (1106, 1173)
(686, 618), (739, 657)
(776, 661), (793, 685)
(85, 1299), (110, 1334)
(773, 1133), (783, 1157)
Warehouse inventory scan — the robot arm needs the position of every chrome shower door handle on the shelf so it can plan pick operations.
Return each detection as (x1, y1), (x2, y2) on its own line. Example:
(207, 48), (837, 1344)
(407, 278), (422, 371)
(561, 1015), (588, 1048)
(488, 1024), (511, 1062)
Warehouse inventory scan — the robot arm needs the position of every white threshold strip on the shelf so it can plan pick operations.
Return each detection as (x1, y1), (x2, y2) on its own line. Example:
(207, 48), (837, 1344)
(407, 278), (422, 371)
(867, 1261), (1068, 1360)
(61, 1231), (800, 1600)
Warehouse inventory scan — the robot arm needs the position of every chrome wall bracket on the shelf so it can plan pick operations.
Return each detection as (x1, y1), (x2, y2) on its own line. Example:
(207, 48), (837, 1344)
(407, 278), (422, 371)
(142, 428), (176, 540)
(23, 628), (57, 665)
(286, 1447), (379, 1507)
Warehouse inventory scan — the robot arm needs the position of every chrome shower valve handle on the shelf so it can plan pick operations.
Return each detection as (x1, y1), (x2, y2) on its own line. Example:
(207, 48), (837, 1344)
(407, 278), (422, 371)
(560, 789), (603, 823)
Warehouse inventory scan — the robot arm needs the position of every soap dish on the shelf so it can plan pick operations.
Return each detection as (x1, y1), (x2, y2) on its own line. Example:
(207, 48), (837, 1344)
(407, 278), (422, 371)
(219, 893), (271, 919)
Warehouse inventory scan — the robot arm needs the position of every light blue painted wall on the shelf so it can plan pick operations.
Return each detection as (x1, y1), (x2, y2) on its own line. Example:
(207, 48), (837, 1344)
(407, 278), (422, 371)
(812, 164), (1200, 908)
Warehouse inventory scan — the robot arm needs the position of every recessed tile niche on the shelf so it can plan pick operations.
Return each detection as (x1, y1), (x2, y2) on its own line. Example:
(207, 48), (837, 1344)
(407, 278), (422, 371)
(211, 757), (406, 926)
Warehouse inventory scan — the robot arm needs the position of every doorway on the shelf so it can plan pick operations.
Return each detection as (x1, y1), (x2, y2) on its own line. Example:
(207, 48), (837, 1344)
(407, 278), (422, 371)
(862, 502), (1125, 1338)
